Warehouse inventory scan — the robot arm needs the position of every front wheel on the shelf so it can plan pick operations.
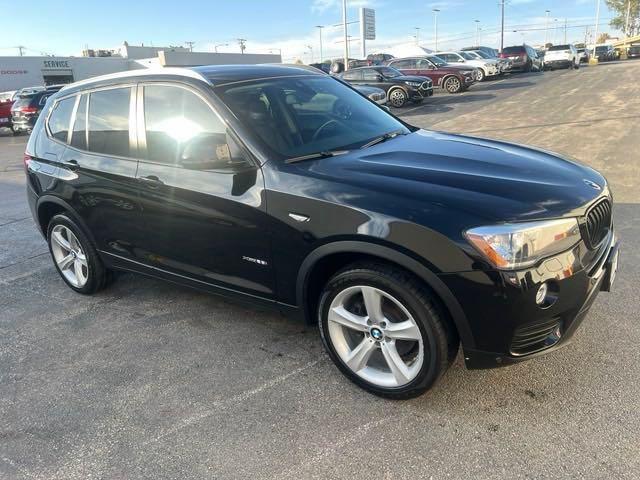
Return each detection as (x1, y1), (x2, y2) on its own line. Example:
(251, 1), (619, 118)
(318, 263), (457, 399)
(388, 88), (408, 108)
(476, 69), (485, 82)
(443, 76), (462, 93)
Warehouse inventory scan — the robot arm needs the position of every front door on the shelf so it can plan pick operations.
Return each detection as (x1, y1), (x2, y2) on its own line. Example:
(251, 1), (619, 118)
(134, 82), (275, 299)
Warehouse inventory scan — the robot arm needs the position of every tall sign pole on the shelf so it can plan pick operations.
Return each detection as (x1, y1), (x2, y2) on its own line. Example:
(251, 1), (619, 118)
(544, 10), (550, 46)
(359, 8), (376, 59)
(500, 0), (505, 53)
(316, 25), (324, 63)
(342, 0), (349, 70)
(432, 9), (440, 51)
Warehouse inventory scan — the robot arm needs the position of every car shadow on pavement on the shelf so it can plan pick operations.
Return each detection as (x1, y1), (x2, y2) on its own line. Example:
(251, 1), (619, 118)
(482, 81), (534, 91)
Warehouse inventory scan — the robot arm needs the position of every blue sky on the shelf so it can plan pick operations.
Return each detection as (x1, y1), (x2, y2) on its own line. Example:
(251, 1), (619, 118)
(1, 0), (618, 61)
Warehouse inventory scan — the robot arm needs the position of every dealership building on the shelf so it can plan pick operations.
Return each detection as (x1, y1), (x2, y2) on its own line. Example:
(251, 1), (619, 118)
(0, 42), (281, 92)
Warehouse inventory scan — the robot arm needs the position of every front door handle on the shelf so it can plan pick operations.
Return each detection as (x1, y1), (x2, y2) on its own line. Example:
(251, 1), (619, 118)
(138, 175), (164, 188)
(63, 159), (79, 171)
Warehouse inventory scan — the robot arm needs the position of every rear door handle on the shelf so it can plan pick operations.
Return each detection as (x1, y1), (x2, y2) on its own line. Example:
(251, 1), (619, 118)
(138, 175), (164, 188)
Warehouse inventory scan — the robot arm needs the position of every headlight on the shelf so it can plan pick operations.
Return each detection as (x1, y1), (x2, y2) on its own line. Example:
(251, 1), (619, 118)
(464, 218), (581, 270)
(462, 70), (473, 75)
(404, 81), (422, 87)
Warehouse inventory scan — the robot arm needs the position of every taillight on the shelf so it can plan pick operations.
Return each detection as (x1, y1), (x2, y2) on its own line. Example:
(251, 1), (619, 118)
(16, 106), (38, 114)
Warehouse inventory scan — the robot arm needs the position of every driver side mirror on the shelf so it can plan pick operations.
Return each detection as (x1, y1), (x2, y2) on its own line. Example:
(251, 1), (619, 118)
(180, 133), (247, 171)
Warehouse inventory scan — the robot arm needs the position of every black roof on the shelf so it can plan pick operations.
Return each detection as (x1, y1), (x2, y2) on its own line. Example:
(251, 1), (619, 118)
(192, 64), (323, 85)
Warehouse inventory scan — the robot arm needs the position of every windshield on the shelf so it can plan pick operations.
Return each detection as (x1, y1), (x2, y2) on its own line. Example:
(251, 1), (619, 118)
(377, 67), (402, 78)
(595, 46), (608, 53)
(473, 50), (491, 59)
(459, 52), (475, 60)
(548, 45), (570, 51)
(426, 55), (447, 67)
(215, 75), (410, 160)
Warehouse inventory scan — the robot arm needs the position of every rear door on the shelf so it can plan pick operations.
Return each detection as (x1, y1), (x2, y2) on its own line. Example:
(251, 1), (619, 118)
(60, 85), (143, 260)
(133, 82), (275, 299)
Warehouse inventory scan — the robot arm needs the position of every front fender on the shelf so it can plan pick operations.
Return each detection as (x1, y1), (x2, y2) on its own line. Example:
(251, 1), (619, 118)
(296, 240), (475, 349)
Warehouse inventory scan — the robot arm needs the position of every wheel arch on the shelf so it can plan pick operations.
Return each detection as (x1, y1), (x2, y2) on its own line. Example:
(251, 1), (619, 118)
(441, 74), (461, 91)
(36, 195), (97, 245)
(296, 240), (475, 349)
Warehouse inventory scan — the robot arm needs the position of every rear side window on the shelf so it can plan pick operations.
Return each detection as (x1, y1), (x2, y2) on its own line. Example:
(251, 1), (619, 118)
(548, 45), (570, 51)
(71, 94), (88, 150)
(342, 70), (362, 81)
(391, 59), (415, 69)
(48, 96), (75, 143)
(88, 87), (131, 157)
(362, 69), (381, 81)
(142, 84), (226, 167)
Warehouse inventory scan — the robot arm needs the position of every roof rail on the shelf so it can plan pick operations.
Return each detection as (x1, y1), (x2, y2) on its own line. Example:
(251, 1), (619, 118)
(60, 67), (211, 91)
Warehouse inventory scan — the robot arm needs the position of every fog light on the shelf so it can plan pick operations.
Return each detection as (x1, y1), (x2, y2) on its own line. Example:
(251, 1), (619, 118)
(535, 283), (548, 305)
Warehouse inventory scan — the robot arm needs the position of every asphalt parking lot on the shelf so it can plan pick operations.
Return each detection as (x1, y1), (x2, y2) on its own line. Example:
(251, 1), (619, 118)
(1, 61), (639, 479)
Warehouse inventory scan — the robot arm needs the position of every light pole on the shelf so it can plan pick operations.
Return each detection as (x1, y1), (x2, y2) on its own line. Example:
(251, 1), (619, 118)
(214, 43), (228, 53)
(415, 27), (421, 45)
(316, 25), (324, 63)
(544, 10), (550, 47)
(342, 0), (349, 70)
(474, 20), (480, 46)
(432, 8), (440, 51)
(592, 0), (601, 62)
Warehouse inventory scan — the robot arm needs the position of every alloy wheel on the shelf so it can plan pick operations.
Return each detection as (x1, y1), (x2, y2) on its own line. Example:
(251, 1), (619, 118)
(50, 225), (89, 288)
(445, 77), (461, 93)
(389, 89), (407, 107)
(327, 285), (424, 387)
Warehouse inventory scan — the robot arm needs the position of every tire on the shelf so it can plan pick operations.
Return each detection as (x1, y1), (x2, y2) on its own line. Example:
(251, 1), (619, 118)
(443, 76), (462, 94)
(574, 59), (580, 70)
(476, 69), (485, 82)
(47, 213), (113, 294)
(388, 88), (408, 108)
(524, 60), (532, 73)
(318, 263), (457, 399)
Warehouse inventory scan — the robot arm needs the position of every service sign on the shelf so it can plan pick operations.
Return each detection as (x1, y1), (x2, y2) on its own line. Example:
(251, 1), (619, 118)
(43, 60), (70, 69)
(361, 8), (376, 40)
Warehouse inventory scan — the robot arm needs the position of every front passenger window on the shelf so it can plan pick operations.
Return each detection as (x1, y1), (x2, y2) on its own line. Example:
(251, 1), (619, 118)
(143, 84), (238, 170)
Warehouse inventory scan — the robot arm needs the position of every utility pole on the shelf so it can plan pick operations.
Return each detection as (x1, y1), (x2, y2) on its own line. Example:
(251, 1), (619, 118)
(342, 0), (348, 70)
(474, 20), (480, 46)
(415, 27), (420, 45)
(544, 10), (550, 46)
(316, 25), (324, 63)
(214, 43), (228, 53)
(237, 38), (246, 54)
(433, 8), (440, 51)
(564, 18), (568, 44)
(593, 0), (601, 50)
(17, 45), (25, 56)
(499, 0), (505, 53)
(185, 41), (195, 52)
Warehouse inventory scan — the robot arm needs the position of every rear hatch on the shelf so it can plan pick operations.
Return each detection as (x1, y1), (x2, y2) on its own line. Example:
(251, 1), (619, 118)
(500, 46), (526, 62)
(545, 45), (572, 61)
(11, 94), (38, 122)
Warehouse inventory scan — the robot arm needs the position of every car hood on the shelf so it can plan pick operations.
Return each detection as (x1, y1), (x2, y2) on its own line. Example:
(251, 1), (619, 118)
(304, 130), (607, 222)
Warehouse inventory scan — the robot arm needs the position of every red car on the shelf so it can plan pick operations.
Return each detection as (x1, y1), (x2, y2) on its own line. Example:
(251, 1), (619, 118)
(0, 97), (13, 130)
(386, 56), (476, 93)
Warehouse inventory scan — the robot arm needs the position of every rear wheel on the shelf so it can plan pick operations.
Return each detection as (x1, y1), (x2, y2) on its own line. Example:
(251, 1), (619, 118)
(443, 76), (462, 93)
(47, 214), (113, 294)
(388, 88), (408, 108)
(318, 263), (456, 399)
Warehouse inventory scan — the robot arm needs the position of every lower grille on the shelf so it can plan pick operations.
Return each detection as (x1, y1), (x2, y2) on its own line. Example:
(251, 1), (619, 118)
(584, 198), (612, 249)
(511, 319), (562, 356)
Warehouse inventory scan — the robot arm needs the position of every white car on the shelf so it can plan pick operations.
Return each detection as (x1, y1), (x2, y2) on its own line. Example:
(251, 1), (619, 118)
(436, 51), (500, 81)
(544, 44), (580, 70)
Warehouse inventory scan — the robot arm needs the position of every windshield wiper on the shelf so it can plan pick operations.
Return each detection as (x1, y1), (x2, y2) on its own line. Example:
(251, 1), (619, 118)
(360, 130), (407, 149)
(285, 150), (349, 164)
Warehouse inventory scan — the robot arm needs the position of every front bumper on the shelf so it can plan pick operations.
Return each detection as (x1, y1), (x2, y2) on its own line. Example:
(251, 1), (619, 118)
(440, 230), (619, 369)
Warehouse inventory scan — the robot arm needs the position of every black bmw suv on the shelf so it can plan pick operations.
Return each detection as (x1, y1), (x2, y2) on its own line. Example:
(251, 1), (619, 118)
(25, 65), (619, 398)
